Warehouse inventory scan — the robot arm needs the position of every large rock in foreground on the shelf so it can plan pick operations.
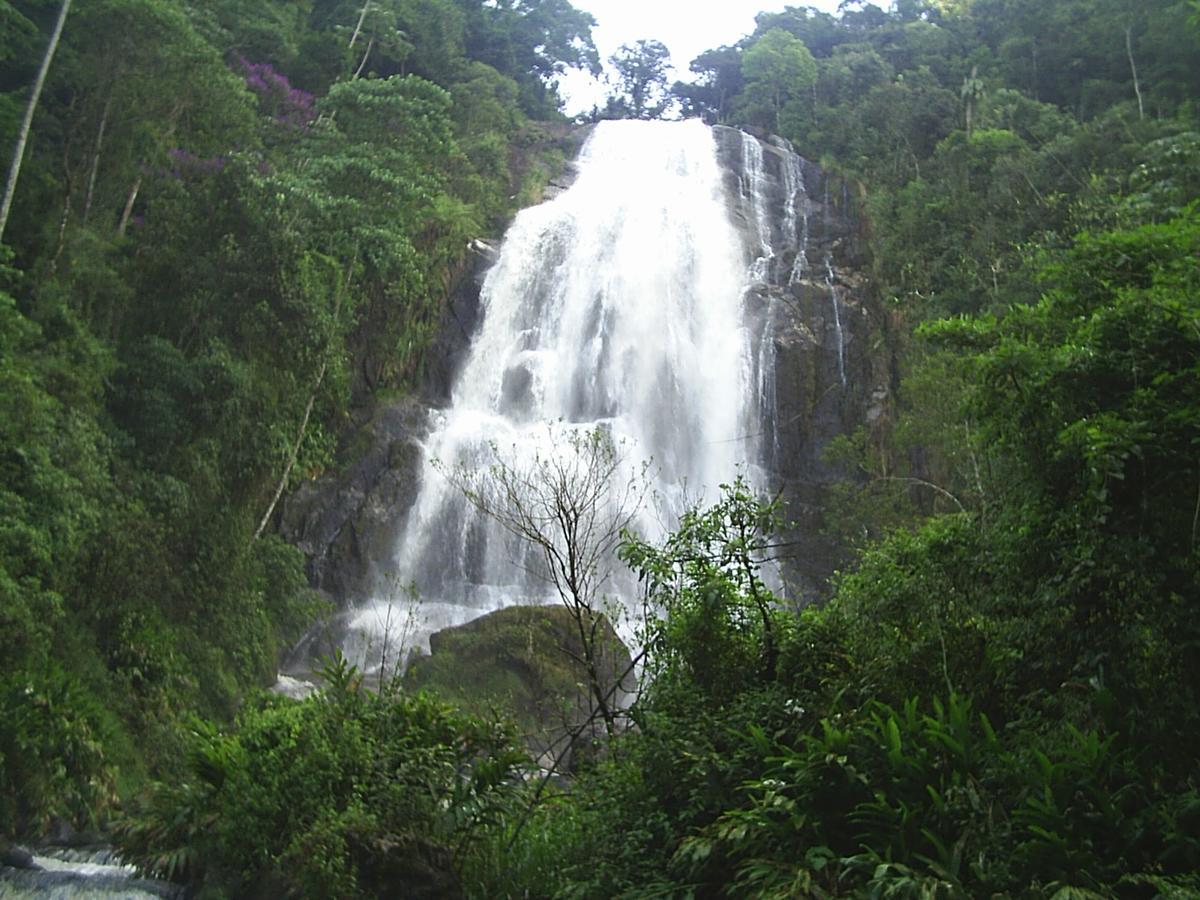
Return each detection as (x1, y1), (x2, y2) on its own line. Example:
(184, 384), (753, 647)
(404, 605), (634, 770)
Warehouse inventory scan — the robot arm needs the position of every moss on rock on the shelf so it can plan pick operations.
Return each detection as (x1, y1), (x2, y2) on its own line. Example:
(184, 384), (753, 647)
(404, 605), (633, 764)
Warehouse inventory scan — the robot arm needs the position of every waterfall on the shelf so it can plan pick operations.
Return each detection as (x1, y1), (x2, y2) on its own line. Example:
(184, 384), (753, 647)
(740, 133), (812, 475)
(824, 254), (847, 388)
(0, 848), (178, 898)
(773, 138), (810, 285)
(739, 134), (775, 282)
(342, 120), (776, 669)
(738, 132), (780, 469)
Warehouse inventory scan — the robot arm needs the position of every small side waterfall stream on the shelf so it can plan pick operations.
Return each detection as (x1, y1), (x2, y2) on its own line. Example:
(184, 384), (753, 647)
(339, 120), (816, 670)
(824, 255), (847, 388)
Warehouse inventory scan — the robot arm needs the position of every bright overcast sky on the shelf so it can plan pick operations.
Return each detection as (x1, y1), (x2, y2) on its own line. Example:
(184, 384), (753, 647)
(558, 0), (846, 115)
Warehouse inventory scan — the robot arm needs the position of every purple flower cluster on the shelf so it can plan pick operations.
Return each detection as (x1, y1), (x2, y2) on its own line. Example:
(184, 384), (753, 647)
(235, 56), (316, 130)
(167, 147), (228, 177)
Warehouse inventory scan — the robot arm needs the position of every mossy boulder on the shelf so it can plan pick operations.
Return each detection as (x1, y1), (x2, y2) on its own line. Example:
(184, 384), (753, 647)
(403, 604), (633, 767)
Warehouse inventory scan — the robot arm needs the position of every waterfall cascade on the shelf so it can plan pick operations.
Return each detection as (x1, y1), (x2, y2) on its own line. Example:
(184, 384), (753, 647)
(273, 118), (875, 676)
(824, 255), (848, 388)
(335, 119), (828, 669)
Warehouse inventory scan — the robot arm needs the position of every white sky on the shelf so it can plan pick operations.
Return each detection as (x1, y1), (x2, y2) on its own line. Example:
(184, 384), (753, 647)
(558, 0), (846, 115)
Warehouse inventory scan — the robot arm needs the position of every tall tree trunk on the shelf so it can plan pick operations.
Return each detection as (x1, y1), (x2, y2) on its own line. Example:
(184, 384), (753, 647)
(0, 0), (73, 245)
(82, 92), (112, 226)
(254, 261), (353, 540)
(352, 34), (375, 80)
(571, 607), (615, 737)
(348, 0), (371, 48)
(1125, 25), (1144, 120)
(1031, 42), (1039, 101)
(117, 105), (180, 238)
(962, 65), (981, 139)
(49, 125), (76, 273)
(254, 361), (327, 540)
(116, 175), (142, 237)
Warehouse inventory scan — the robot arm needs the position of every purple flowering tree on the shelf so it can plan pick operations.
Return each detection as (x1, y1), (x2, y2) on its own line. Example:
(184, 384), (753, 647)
(235, 57), (317, 130)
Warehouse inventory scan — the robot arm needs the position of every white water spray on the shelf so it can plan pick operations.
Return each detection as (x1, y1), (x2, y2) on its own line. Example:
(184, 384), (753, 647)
(824, 254), (847, 388)
(342, 120), (776, 668)
(739, 135), (775, 282)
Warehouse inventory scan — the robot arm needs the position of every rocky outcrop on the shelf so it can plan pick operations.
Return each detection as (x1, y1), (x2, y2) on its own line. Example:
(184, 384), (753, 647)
(714, 126), (892, 600)
(280, 396), (428, 605)
(351, 835), (462, 900)
(422, 239), (498, 407)
(405, 605), (634, 772)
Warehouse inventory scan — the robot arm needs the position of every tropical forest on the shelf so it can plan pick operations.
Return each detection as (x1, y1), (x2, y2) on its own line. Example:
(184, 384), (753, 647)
(0, 0), (1198, 897)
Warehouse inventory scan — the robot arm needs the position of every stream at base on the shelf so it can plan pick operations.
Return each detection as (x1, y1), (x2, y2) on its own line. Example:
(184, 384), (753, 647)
(1, 846), (179, 898)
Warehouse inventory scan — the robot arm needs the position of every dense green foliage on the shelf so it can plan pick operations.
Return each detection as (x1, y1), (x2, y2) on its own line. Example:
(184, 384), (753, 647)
(0, 0), (595, 839)
(476, 210), (1200, 889)
(474, 3), (1200, 897)
(116, 655), (527, 895)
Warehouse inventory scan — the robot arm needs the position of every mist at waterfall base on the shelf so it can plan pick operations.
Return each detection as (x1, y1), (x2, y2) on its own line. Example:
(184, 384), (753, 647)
(339, 119), (820, 674)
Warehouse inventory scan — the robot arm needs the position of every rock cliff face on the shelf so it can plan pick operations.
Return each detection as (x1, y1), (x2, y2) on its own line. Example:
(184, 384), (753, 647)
(712, 126), (892, 598)
(281, 124), (893, 616)
(281, 396), (426, 606)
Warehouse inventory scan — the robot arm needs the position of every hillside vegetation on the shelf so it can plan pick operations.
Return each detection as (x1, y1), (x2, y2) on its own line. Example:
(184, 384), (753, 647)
(0, 0), (595, 838)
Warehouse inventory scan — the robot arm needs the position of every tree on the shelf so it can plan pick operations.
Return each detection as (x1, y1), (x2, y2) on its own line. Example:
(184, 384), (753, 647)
(673, 44), (743, 122)
(443, 426), (650, 737)
(0, 0), (71, 244)
(304, 74), (478, 386)
(620, 478), (785, 699)
(816, 42), (893, 107)
(606, 39), (673, 120)
(459, 0), (599, 115)
(740, 27), (817, 132)
(961, 63), (984, 136)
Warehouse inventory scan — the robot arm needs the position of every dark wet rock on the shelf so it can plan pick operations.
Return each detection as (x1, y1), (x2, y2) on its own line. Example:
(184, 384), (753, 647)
(542, 159), (582, 201)
(355, 834), (462, 899)
(1, 845), (38, 870)
(279, 396), (428, 607)
(714, 125), (892, 602)
(423, 239), (498, 407)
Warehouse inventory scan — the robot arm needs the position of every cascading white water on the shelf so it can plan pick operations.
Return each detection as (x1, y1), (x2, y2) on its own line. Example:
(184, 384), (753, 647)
(742, 135), (782, 471)
(740, 136), (775, 282)
(0, 848), (176, 898)
(342, 120), (775, 668)
(824, 254), (847, 388)
(772, 138), (810, 285)
(743, 133), (811, 472)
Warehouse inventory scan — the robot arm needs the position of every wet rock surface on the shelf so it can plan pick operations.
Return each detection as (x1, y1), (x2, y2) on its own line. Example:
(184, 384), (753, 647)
(714, 125), (891, 601)
(280, 396), (428, 607)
